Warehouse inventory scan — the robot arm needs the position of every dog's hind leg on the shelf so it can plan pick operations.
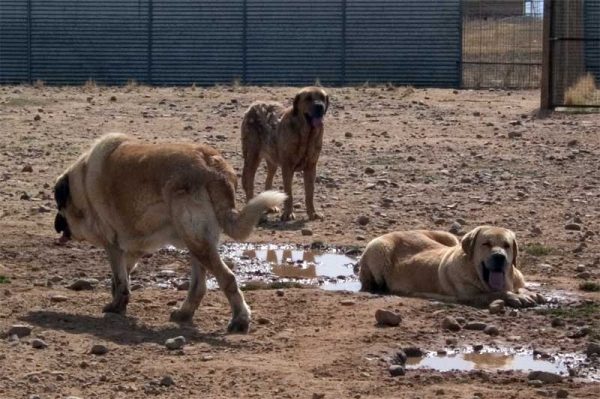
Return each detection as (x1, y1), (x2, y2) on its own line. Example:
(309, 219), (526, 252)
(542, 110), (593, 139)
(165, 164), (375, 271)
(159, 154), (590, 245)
(170, 256), (207, 323)
(264, 161), (280, 213)
(103, 245), (132, 314)
(242, 148), (261, 203)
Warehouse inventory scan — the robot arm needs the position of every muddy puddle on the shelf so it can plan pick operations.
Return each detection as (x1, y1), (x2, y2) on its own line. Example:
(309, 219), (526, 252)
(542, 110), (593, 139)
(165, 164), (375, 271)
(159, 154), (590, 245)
(150, 243), (360, 292)
(405, 347), (599, 381)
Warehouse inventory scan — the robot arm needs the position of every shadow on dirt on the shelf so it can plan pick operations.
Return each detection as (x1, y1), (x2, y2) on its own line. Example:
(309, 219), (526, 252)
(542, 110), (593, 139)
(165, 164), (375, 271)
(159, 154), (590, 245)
(19, 311), (247, 348)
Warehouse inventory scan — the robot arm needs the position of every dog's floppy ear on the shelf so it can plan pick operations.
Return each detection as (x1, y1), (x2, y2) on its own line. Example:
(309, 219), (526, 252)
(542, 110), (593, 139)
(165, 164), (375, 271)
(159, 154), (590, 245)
(511, 235), (519, 268)
(292, 92), (302, 116)
(461, 226), (484, 258)
(54, 213), (68, 234)
(54, 174), (70, 210)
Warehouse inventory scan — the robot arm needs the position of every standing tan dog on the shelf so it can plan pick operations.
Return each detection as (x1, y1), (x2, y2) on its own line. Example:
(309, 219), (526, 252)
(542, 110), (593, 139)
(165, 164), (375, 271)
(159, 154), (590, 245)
(53, 133), (286, 333)
(359, 226), (544, 308)
(241, 86), (329, 221)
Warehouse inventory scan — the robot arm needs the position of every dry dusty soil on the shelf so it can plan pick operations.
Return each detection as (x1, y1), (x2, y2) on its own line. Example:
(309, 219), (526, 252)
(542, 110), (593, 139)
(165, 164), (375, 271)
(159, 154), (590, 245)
(0, 84), (599, 399)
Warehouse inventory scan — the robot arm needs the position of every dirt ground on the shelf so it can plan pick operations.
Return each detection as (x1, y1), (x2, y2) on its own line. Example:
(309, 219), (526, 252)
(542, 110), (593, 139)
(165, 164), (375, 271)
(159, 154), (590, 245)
(0, 84), (599, 399)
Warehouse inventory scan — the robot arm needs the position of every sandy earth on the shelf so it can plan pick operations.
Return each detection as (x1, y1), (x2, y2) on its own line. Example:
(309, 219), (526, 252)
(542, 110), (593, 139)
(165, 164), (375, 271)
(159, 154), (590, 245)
(0, 84), (599, 398)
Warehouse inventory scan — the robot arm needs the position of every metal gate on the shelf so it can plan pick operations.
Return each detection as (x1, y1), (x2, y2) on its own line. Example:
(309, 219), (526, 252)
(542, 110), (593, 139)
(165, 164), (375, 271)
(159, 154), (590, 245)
(0, 0), (462, 87)
(542, 0), (600, 107)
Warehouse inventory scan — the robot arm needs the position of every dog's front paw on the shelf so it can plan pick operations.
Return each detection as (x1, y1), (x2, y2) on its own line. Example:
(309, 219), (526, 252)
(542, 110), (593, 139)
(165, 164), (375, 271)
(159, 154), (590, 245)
(280, 211), (296, 221)
(505, 291), (538, 309)
(102, 297), (129, 315)
(227, 316), (250, 334)
(169, 309), (194, 324)
(517, 288), (546, 305)
(308, 211), (324, 221)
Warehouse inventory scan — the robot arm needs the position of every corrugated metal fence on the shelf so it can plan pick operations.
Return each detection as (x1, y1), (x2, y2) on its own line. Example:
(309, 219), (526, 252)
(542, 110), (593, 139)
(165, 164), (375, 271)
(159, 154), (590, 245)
(0, 0), (462, 87)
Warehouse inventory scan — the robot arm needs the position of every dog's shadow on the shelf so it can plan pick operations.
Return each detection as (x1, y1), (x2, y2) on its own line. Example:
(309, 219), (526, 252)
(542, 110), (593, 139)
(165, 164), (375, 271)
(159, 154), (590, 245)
(19, 311), (244, 348)
(260, 218), (308, 232)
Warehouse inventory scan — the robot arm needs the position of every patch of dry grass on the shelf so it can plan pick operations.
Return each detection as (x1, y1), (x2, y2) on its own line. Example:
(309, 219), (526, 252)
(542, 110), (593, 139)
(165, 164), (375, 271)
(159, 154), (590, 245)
(565, 73), (600, 106)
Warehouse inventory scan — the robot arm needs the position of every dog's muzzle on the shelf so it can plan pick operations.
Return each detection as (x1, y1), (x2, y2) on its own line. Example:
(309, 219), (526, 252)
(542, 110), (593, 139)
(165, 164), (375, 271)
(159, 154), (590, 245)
(54, 213), (71, 243)
(482, 253), (506, 291)
(306, 102), (325, 128)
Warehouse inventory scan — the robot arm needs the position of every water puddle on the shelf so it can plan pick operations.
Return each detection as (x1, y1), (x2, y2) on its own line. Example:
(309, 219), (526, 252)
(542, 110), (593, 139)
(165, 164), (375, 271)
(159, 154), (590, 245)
(151, 243), (360, 291)
(405, 347), (599, 381)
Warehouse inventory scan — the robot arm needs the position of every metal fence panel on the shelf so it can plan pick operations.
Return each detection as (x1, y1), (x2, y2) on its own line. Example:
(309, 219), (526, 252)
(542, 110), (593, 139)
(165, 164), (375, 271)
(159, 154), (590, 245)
(585, 0), (600, 80)
(151, 0), (244, 85)
(345, 0), (462, 87)
(245, 0), (344, 86)
(0, 0), (28, 83)
(29, 0), (149, 85)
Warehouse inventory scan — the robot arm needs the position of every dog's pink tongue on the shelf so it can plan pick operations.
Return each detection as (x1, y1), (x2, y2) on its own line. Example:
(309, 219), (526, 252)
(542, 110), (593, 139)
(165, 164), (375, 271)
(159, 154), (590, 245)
(312, 117), (323, 128)
(489, 271), (505, 291)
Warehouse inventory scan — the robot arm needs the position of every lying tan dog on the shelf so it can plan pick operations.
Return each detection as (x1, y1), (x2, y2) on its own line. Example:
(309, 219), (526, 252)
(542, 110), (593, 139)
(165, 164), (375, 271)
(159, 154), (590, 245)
(359, 226), (544, 308)
(241, 86), (329, 221)
(53, 133), (286, 333)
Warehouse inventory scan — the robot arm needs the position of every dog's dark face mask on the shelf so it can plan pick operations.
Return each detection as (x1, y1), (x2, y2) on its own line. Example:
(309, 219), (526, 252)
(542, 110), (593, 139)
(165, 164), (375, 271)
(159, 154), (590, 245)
(54, 174), (72, 243)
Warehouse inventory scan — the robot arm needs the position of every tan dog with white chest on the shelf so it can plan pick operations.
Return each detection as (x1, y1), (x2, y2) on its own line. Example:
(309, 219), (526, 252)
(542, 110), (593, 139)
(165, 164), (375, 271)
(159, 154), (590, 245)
(359, 226), (544, 308)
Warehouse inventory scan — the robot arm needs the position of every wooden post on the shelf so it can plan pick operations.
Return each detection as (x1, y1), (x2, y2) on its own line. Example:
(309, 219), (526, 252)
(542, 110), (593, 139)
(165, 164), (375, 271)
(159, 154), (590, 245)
(540, 0), (553, 109)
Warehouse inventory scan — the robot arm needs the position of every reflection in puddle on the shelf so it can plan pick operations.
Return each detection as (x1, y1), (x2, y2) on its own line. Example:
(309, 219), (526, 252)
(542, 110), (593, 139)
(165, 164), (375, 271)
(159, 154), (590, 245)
(405, 348), (589, 376)
(241, 248), (358, 290)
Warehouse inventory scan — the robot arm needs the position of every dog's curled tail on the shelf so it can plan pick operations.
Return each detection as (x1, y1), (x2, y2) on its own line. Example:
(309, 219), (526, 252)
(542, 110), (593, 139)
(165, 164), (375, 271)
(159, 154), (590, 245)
(219, 190), (286, 241)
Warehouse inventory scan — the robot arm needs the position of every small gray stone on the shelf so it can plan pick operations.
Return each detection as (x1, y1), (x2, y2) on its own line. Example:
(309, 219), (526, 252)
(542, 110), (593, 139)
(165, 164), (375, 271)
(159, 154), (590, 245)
(465, 322), (487, 331)
(449, 221), (462, 235)
(473, 343), (484, 351)
(91, 344), (109, 355)
(576, 271), (591, 279)
(340, 300), (356, 306)
(8, 324), (32, 337)
(275, 289), (285, 297)
(301, 228), (313, 236)
(442, 316), (461, 332)
(69, 278), (98, 291)
(556, 389), (569, 398)
(527, 370), (563, 384)
(489, 299), (505, 314)
(50, 295), (68, 303)
(551, 318), (565, 327)
(159, 375), (175, 387)
(257, 317), (272, 325)
(165, 336), (186, 350)
(29, 396), (41, 399)
(564, 223), (582, 231)
(364, 167), (375, 175)
(357, 215), (370, 226)
(586, 342), (600, 357)
(576, 264), (586, 272)
(375, 309), (402, 327)
(388, 365), (405, 377)
(31, 339), (48, 349)
(483, 325), (499, 336)
(395, 350), (407, 365)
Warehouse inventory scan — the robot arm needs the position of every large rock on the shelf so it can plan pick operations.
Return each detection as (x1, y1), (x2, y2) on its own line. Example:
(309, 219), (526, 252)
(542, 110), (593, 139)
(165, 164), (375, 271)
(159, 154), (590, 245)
(442, 316), (461, 331)
(375, 309), (402, 327)
(527, 371), (563, 384)
(489, 299), (505, 314)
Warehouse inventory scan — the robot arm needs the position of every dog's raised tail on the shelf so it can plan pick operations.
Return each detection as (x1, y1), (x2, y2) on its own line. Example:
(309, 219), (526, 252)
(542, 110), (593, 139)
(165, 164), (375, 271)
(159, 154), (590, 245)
(219, 190), (286, 241)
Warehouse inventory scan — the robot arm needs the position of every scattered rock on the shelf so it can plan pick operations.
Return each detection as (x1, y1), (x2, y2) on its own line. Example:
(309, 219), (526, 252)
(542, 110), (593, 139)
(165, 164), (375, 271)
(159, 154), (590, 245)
(176, 281), (190, 291)
(388, 365), (405, 376)
(556, 389), (569, 398)
(489, 299), (505, 314)
(527, 371), (563, 384)
(69, 278), (98, 291)
(31, 339), (47, 349)
(449, 221), (462, 235)
(551, 318), (565, 328)
(445, 337), (458, 346)
(21, 165), (33, 173)
(395, 350), (407, 365)
(473, 343), (484, 351)
(345, 132), (353, 138)
(159, 375), (175, 387)
(110, 96), (117, 102)
(91, 344), (109, 355)
(403, 347), (423, 357)
(340, 300), (356, 306)
(528, 380), (543, 388)
(8, 324), (32, 337)
(465, 322), (487, 331)
(442, 316), (461, 332)
(275, 289), (285, 297)
(165, 336), (186, 350)
(564, 223), (582, 231)
(301, 228), (313, 236)
(364, 167), (375, 175)
(576, 271), (591, 279)
(508, 131), (522, 139)
(586, 342), (600, 357)
(312, 394), (325, 399)
(576, 264), (586, 273)
(50, 295), (68, 303)
(483, 325), (499, 336)
(357, 215), (370, 226)
(406, 156), (416, 162)
(33, 114), (41, 121)
(375, 309), (402, 327)
(257, 317), (271, 325)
